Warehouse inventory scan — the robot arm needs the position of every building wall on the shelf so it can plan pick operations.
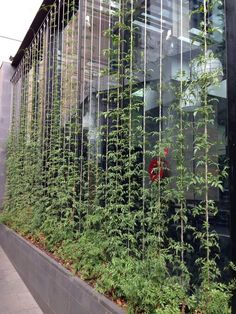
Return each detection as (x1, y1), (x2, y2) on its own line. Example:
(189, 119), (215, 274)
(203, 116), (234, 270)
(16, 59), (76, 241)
(0, 62), (14, 207)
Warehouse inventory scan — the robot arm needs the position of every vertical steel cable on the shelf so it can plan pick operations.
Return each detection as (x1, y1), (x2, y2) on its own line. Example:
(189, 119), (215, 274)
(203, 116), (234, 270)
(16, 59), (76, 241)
(26, 50), (31, 142)
(42, 19), (49, 184)
(128, 0), (134, 255)
(28, 41), (32, 138)
(57, 0), (62, 129)
(36, 29), (43, 174)
(38, 28), (43, 142)
(13, 69), (19, 142)
(55, 0), (62, 168)
(47, 3), (57, 197)
(10, 81), (15, 138)
(15, 56), (24, 195)
(32, 33), (39, 193)
(75, 0), (83, 230)
(88, 0), (96, 199)
(41, 22), (46, 151)
(10, 76), (17, 145)
(31, 37), (35, 137)
(49, 9), (54, 162)
(18, 67), (23, 141)
(48, 3), (55, 192)
(68, 0), (77, 216)
(88, 0), (95, 200)
(20, 57), (25, 144)
(62, 0), (68, 175)
(69, 0), (79, 217)
(142, 0), (147, 256)
(51, 2), (57, 151)
(116, 0), (121, 212)
(95, 0), (103, 197)
(60, 0), (68, 211)
(79, 0), (88, 205)
(105, 0), (112, 209)
(60, 0), (65, 130)
(157, 0), (163, 250)
(21, 52), (29, 171)
(32, 36), (36, 138)
(67, 0), (74, 183)
(51, 1), (57, 138)
(180, 0), (184, 268)
(27, 44), (32, 141)
(203, 0), (210, 285)
(23, 52), (28, 146)
(32, 38), (36, 136)
(18, 57), (24, 169)
(35, 33), (40, 138)
(46, 10), (52, 169)
(25, 44), (30, 141)
(56, 0), (64, 212)
(35, 34), (40, 138)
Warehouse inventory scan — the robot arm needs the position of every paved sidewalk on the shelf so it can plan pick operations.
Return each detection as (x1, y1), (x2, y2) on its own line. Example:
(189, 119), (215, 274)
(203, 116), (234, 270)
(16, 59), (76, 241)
(0, 246), (43, 314)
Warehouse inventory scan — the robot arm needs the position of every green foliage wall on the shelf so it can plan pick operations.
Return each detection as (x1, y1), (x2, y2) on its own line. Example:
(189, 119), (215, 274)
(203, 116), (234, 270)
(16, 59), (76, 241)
(2, 0), (233, 312)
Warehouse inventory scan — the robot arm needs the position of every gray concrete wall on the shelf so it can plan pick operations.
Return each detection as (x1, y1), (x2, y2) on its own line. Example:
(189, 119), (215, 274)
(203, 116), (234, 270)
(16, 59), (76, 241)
(0, 224), (125, 314)
(0, 62), (14, 208)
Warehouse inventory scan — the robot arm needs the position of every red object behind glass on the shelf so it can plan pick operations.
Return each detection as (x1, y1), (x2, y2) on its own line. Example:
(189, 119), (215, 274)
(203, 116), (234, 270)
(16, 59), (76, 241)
(148, 148), (169, 182)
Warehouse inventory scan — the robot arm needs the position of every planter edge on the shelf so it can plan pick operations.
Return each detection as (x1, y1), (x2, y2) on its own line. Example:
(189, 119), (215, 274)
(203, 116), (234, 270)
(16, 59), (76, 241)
(0, 224), (125, 314)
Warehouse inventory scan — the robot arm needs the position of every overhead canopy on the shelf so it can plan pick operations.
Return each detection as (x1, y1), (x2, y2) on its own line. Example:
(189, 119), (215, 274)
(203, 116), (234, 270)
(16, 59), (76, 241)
(12, 0), (56, 67)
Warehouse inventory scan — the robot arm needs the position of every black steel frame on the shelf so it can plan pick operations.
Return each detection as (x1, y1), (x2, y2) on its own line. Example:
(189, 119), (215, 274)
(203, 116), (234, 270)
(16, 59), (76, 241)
(226, 0), (236, 311)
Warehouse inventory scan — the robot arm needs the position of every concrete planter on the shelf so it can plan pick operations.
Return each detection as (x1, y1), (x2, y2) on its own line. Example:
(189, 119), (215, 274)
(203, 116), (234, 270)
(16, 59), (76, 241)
(0, 224), (125, 314)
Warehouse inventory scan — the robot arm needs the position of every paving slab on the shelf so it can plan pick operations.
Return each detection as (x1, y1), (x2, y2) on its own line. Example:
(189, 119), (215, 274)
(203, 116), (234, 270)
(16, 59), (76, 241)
(0, 246), (43, 314)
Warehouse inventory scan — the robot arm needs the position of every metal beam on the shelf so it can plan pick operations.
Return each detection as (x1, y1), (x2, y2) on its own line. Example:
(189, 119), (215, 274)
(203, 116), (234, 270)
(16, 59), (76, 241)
(225, 0), (236, 311)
